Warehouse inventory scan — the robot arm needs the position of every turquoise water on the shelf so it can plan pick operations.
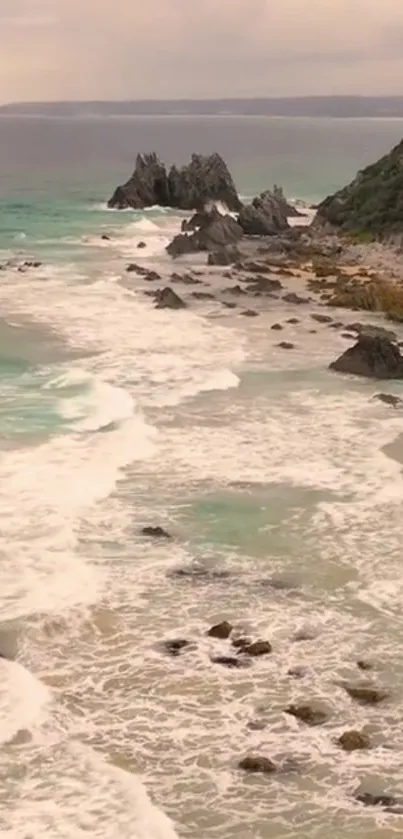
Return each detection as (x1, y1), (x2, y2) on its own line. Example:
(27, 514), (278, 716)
(2, 116), (403, 839)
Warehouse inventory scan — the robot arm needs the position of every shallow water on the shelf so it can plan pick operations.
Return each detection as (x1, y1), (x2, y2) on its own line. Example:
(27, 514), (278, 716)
(2, 115), (403, 838)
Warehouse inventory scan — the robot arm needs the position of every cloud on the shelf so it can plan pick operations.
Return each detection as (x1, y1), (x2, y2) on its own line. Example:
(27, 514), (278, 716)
(1, 0), (403, 102)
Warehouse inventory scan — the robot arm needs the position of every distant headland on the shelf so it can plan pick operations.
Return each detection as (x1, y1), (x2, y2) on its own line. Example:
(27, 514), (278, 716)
(3, 97), (403, 118)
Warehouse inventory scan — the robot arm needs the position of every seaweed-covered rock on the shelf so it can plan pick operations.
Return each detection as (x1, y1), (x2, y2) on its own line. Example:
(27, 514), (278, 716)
(316, 138), (403, 237)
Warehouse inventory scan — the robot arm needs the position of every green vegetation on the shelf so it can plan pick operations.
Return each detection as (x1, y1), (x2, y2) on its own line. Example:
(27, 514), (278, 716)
(317, 138), (403, 237)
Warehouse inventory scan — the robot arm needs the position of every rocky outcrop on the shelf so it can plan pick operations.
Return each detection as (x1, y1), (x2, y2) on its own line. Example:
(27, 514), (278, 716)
(168, 153), (241, 211)
(166, 208), (243, 258)
(316, 137), (403, 237)
(329, 333), (403, 379)
(238, 189), (291, 236)
(155, 287), (186, 310)
(108, 152), (241, 211)
(108, 153), (170, 210)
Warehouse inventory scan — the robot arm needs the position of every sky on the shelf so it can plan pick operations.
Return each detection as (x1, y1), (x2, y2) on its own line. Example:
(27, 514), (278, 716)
(2, 0), (403, 103)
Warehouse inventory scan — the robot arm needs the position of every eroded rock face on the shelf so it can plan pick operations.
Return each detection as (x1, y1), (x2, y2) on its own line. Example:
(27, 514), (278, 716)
(329, 334), (403, 379)
(108, 152), (241, 211)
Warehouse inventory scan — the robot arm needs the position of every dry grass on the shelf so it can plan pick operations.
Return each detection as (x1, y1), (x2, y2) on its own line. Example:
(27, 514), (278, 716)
(327, 277), (403, 322)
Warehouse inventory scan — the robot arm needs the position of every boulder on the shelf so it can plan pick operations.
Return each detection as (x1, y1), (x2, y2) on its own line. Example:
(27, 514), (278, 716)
(101, 234), (111, 241)
(241, 309), (259, 318)
(241, 640), (272, 656)
(168, 153), (242, 211)
(285, 704), (328, 726)
(286, 317), (300, 324)
(311, 313), (333, 324)
(343, 684), (389, 704)
(355, 792), (397, 809)
(137, 241), (146, 249)
(282, 292), (310, 304)
(271, 323), (283, 331)
(238, 755), (276, 774)
(207, 246), (241, 266)
(167, 208), (243, 258)
(337, 730), (371, 751)
(207, 621), (233, 639)
(141, 526), (172, 539)
(357, 659), (373, 671)
(108, 153), (170, 209)
(155, 287), (186, 310)
(277, 342), (294, 349)
(329, 334), (403, 379)
(162, 639), (192, 656)
(231, 637), (252, 649)
(238, 189), (291, 236)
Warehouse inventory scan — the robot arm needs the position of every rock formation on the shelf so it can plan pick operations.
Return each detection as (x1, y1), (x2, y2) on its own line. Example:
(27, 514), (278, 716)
(166, 207), (243, 258)
(329, 333), (403, 379)
(238, 188), (291, 236)
(316, 137), (403, 237)
(108, 152), (241, 211)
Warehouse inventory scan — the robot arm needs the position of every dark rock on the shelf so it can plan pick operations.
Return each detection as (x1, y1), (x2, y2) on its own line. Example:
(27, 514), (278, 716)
(328, 321), (344, 329)
(374, 392), (402, 407)
(108, 152), (241, 211)
(247, 720), (267, 731)
(286, 317), (299, 324)
(224, 285), (246, 296)
(241, 640), (272, 656)
(207, 621), (233, 639)
(155, 287), (186, 310)
(168, 153), (242, 211)
(271, 323), (283, 331)
(287, 666), (308, 679)
(141, 526), (172, 539)
(355, 792), (397, 809)
(337, 730), (371, 751)
(245, 276), (283, 294)
(329, 334), (403, 379)
(167, 208), (243, 258)
(357, 659), (373, 671)
(231, 637), (252, 649)
(169, 565), (231, 582)
(162, 639), (191, 656)
(170, 272), (202, 285)
(222, 302), (237, 309)
(101, 234), (111, 241)
(341, 332), (356, 340)
(282, 292), (310, 304)
(343, 684), (389, 704)
(345, 323), (397, 341)
(108, 153), (170, 209)
(126, 263), (143, 274)
(137, 241), (146, 249)
(211, 655), (251, 669)
(238, 755), (276, 774)
(238, 188), (291, 236)
(144, 270), (161, 282)
(277, 341), (294, 349)
(311, 313), (333, 324)
(241, 309), (259, 318)
(285, 704), (328, 726)
(207, 246), (240, 266)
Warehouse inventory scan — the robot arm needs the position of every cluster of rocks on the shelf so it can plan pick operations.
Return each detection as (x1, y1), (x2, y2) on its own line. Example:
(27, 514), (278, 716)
(0, 259), (42, 273)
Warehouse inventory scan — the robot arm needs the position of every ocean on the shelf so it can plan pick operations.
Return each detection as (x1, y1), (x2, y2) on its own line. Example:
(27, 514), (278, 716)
(1, 115), (403, 839)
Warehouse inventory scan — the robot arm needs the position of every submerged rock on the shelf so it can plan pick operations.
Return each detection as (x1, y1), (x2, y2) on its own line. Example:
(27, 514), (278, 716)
(277, 341), (295, 349)
(374, 392), (402, 407)
(285, 704), (328, 726)
(211, 655), (251, 669)
(241, 309), (259, 318)
(207, 621), (233, 639)
(337, 730), (371, 751)
(162, 639), (192, 656)
(155, 287), (186, 310)
(141, 526), (172, 539)
(343, 684), (389, 704)
(241, 640), (272, 656)
(355, 792), (398, 809)
(238, 755), (276, 774)
(329, 334), (403, 379)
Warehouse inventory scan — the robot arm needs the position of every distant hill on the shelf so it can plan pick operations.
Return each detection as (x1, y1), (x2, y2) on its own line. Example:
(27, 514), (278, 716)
(3, 97), (403, 118)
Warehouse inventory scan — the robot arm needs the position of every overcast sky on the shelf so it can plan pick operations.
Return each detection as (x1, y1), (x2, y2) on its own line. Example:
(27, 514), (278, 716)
(2, 0), (403, 103)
